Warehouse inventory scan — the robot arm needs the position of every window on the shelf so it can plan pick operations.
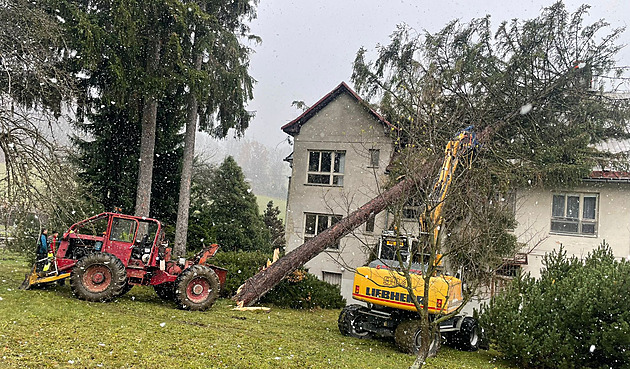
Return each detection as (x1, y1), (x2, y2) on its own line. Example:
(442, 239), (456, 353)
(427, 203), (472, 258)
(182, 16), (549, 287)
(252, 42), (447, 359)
(403, 197), (422, 220)
(496, 263), (522, 278)
(110, 218), (137, 243)
(304, 213), (342, 249)
(365, 214), (375, 233)
(322, 271), (342, 286)
(550, 193), (598, 235)
(307, 150), (345, 186)
(368, 149), (380, 168)
(74, 215), (108, 237)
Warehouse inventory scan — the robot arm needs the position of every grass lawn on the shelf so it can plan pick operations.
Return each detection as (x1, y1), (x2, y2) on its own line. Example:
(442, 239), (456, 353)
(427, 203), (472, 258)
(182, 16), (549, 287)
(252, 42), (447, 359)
(0, 251), (516, 369)
(256, 195), (286, 220)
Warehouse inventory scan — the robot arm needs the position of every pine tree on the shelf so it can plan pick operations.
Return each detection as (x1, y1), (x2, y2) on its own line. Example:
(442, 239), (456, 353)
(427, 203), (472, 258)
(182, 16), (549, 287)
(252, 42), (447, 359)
(173, 0), (258, 256)
(71, 91), (184, 223)
(52, 0), (256, 227)
(263, 201), (286, 251)
(204, 156), (271, 252)
(349, 4), (630, 367)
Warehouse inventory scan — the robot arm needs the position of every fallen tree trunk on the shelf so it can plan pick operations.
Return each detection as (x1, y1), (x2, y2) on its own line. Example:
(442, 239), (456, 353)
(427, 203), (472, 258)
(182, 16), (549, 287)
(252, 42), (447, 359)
(233, 170), (430, 307)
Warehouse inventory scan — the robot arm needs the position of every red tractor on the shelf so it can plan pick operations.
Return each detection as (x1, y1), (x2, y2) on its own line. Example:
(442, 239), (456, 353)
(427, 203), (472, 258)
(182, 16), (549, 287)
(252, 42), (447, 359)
(21, 212), (226, 311)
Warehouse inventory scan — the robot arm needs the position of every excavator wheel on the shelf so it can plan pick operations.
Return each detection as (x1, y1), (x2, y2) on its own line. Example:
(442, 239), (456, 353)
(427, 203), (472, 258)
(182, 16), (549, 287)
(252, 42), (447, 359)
(174, 265), (220, 311)
(70, 253), (126, 302)
(154, 282), (175, 301)
(338, 304), (373, 339)
(451, 317), (481, 351)
(394, 319), (441, 356)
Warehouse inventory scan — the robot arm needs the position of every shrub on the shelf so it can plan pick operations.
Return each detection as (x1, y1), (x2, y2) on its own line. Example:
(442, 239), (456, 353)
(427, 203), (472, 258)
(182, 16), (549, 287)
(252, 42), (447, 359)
(480, 244), (630, 369)
(210, 250), (270, 298)
(261, 269), (346, 309)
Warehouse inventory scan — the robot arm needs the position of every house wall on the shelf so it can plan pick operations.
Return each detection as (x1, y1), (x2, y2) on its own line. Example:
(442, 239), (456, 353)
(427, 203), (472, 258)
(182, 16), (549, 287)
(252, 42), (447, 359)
(515, 180), (630, 278)
(284, 92), (395, 303)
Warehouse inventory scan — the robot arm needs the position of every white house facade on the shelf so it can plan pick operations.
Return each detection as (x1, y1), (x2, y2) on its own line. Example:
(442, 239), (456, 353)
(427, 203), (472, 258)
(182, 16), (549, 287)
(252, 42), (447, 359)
(281, 82), (396, 303)
(514, 172), (630, 278)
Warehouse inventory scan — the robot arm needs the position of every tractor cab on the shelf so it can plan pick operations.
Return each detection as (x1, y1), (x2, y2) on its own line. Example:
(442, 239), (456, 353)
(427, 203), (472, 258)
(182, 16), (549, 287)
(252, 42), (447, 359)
(56, 212), (165, 272)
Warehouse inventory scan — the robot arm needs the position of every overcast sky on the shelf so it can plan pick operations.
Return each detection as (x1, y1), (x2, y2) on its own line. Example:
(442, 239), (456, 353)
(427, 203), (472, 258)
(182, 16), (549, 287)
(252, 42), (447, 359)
(202, 0), (630, 150)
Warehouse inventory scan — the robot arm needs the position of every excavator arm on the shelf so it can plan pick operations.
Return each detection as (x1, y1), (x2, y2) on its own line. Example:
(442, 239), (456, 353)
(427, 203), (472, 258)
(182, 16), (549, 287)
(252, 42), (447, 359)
(421, 126), (479, 247)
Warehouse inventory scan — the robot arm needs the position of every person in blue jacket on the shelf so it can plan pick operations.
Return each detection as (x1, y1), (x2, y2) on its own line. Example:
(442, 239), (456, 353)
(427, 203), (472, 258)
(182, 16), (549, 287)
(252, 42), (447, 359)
(36, 228), (49, 274)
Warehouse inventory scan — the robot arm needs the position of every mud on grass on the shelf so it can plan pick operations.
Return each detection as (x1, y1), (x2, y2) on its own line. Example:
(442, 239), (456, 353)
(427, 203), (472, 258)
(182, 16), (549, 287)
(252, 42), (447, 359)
(0, 251), (516, 368)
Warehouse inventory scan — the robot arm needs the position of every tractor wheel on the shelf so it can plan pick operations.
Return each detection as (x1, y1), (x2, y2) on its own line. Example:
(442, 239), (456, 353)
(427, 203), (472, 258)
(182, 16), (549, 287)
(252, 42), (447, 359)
(452, 317), (480, 351)
(154, 282), (175, 301)
(174, 265), (220, 311)
(394, 319), (441, 356)
(70, 253), (126, 302)
(337, 304), (373, 339)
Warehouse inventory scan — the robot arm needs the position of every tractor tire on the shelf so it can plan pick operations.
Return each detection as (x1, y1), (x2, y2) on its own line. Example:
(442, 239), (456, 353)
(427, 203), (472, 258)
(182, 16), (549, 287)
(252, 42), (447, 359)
(174, 265), (220, 311)
(394, 319), (441, 356)
(337, 304), (373, 339)
(70, 253), (126, 302)
(154, 282), (175, 301)
(452, 317), (480, 351)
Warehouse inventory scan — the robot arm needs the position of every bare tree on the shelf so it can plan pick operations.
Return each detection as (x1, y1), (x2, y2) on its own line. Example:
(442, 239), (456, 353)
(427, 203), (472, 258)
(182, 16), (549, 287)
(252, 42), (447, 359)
(0, 0), (93, 234)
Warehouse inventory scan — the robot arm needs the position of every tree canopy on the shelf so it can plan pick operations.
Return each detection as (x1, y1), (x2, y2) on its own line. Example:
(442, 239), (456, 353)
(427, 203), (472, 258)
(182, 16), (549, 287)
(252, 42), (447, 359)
(47, 0), (258, 222)
(352, 0), (630, 302)
(351, 3), (630, 366)
(0, 0), (99, 228)
(353, 2), (630, 189)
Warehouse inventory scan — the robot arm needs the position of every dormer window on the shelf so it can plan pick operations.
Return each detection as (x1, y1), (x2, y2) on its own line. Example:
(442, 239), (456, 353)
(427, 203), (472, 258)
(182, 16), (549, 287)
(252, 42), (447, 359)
(307, 150), (345, 186)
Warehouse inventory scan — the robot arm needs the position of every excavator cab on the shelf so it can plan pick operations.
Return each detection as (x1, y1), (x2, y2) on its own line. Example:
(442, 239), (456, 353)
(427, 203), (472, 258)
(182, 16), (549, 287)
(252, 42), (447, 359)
(372, 231), (441, 275)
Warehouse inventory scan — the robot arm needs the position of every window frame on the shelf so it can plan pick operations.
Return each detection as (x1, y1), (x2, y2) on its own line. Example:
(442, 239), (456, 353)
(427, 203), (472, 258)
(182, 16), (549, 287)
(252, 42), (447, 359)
(365, 213), (375, 233)
(306, 150), (346, 186)
(304, 213), (342, 250)
(368, 149), (380, 168)
(550, 192), (598, 236)
(402, 197), (422, 220)
(322, 271), (343, 286)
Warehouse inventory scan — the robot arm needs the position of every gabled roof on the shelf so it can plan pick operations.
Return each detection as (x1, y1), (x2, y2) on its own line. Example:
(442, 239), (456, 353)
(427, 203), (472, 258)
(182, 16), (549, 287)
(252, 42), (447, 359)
(281, 82), (393, 136)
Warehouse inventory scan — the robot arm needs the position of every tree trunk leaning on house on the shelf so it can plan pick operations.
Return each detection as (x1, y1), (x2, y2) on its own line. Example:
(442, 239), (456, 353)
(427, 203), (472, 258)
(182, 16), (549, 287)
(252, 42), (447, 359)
(233, 167), (432, 306)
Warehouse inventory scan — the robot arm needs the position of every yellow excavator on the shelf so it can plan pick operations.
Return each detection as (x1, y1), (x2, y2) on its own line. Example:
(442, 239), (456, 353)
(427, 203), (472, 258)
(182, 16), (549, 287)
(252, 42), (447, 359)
(338, 126), (487, 354)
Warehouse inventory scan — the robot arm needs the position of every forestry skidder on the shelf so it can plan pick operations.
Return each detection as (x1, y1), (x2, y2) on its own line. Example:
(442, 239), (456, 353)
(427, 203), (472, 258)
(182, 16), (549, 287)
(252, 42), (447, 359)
(21, 212), (226, 311)
(338, 127), (487, 354)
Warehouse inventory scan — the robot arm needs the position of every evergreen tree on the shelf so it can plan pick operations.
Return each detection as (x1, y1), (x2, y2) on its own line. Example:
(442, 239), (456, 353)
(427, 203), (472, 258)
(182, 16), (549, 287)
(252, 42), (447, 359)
(481, 245), (630, 369)
(203, 156), (270, 253)
(51, 0), (188, 220)
(173, 0), (258, 256)
(349, 3), (630, 367)
(51, 0), (256, 226)
(71, 90), (184, 223)
(263, 201), (286, 251)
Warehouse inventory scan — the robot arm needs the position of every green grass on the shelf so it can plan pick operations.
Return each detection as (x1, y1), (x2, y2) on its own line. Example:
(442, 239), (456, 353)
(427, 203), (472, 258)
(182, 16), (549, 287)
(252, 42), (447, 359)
(256, 195), (286, 220)
(0, 251), (517, 369)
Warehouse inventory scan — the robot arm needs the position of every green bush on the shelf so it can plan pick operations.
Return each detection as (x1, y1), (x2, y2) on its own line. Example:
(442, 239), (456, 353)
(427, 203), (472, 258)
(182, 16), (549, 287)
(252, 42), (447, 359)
(480, 244), (630, 369)
(261, 269), (346, 309)
(210, 250), (270, 298)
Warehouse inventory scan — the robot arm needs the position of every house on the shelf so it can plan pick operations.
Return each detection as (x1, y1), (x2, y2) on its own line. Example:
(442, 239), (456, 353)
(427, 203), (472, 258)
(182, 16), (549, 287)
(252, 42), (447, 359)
(282, 82), (630, 303)
(513, 170), (630, 278)
(281, 82), (397, 302)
